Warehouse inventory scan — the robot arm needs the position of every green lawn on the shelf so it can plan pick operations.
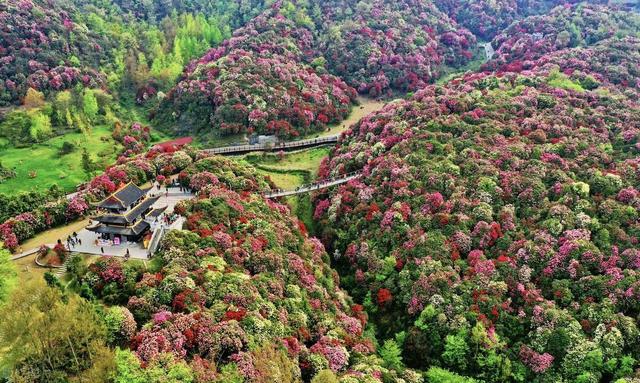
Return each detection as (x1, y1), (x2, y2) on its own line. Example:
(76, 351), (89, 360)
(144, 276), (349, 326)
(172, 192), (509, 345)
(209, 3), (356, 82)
(0, 125), (121, 194)
(248, 147), (331, 174)
(255, 168), (306, 190)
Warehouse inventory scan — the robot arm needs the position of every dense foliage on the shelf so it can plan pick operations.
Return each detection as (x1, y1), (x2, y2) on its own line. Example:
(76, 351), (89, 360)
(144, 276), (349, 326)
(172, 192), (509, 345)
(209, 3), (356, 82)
(107, 0), (270, 26)
(3, 2), (640, 382)
(0, 0), (236, 107)
(315, 37), (640, 381)
(431, 0), (573, 40)
(320, 0), (476, 96)
(484, 3), (640, 72)
(156, 8), (357, 139)
(0, 279), (114, 382)
(0, 0), (108, 105)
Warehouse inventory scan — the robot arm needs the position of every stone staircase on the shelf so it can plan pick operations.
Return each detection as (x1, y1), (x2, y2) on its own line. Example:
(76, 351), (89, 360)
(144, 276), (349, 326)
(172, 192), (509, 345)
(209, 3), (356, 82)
(54, 252), (74, 278)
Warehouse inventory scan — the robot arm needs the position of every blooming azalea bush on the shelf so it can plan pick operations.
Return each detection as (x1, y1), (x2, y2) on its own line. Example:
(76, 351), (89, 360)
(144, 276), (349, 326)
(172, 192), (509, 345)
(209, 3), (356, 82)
(112, 122), (152, 158)
(315, 38), (640, 381)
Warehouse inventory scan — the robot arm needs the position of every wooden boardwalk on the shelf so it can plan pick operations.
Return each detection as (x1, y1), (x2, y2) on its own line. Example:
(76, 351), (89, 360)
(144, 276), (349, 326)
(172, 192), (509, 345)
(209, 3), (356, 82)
(264, 172), (361, 198)
(203, 135), (339, 155)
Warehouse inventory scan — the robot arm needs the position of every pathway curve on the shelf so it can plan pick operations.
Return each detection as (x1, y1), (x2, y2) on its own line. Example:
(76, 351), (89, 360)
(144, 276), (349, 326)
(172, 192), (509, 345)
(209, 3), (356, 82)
(264, 172), (361, 198)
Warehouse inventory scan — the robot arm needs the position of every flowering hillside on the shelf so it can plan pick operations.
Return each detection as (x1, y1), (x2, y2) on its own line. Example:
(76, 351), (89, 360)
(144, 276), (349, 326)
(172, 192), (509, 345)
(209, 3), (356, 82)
(0, 0), (109, 105)
(320, 0), (477, 96)
(156, 10), (357, 139)
(315, 41), (640, 381)
(485, 3), (640, 72)
(77, 154), (424, 382)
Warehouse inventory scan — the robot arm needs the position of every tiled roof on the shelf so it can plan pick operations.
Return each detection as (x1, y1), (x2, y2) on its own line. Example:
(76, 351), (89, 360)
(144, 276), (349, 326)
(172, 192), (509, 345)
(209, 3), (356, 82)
(88, 220), (150, 236)
(95, 196), (161, 225)
(93, 182), (146, 209)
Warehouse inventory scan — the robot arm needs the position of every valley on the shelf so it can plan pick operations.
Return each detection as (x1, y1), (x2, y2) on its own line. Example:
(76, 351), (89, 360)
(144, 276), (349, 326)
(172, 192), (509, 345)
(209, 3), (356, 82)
(0, 1), (639, 383)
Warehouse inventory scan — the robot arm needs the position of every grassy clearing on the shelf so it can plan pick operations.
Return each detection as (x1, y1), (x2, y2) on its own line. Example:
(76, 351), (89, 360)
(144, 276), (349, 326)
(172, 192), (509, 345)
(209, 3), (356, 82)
(13, 253), (49, 284)
(247, 147), (331, 174)
(0, 125), (120, 194)
(19, 218), (90, 252)
(255, 168), (306, 190)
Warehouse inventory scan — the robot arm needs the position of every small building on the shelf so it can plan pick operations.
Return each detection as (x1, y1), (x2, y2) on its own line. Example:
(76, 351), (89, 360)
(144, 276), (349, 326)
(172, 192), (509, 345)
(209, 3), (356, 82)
(249, 134), (278, 145)
(88, 182), (167, 244)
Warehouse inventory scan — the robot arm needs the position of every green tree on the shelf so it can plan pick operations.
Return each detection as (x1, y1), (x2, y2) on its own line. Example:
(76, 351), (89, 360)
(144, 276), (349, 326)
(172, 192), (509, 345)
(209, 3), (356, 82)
(426, 367), (478, 383)
(0, 245), (17, 303)
(83, 89), (99, 122)
(311, 369), (338, 383)
(443, 331), (470, 371)
(114, 348), (147, 383)
(0, 280), (114, 382)
(54, 90), (74, 128)
(23, 87), (45, 109)
(28, 111), (52, 142)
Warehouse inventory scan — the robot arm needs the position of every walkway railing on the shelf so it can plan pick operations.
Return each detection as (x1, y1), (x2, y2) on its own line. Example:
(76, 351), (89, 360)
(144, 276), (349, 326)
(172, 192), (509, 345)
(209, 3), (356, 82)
(264, 172), (362, 198)
(203, 135), (339, 155)
(147, 225), (166, 257)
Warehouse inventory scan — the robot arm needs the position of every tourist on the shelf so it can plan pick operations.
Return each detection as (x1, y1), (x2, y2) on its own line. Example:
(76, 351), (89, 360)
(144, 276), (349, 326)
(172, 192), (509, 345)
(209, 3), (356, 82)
(101, 247), (104, 254)
(78, 238), (82, 245)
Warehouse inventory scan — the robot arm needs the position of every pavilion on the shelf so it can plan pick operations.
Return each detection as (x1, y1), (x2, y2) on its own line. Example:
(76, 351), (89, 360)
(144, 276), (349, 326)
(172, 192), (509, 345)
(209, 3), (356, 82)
(87, 182), (167, 244)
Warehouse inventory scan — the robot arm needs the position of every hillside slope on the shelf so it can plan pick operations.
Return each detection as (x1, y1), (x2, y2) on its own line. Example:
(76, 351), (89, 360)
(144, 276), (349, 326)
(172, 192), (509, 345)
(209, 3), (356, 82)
(315, 36), (640, 381)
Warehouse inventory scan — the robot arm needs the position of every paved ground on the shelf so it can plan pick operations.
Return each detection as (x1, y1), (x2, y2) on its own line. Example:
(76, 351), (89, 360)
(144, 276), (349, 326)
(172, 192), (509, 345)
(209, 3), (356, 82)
(148, 186), (193, 213)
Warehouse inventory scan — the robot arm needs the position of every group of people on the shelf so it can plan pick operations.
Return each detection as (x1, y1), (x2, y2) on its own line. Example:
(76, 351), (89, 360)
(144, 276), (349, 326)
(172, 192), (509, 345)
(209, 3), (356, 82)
(65, 232), (81, 249)
(155, 213), (179, 227)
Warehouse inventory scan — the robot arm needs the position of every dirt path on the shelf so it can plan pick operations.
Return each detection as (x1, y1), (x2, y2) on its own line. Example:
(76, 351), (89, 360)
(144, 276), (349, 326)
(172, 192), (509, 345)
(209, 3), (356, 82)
(319, 96), (387, 137)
